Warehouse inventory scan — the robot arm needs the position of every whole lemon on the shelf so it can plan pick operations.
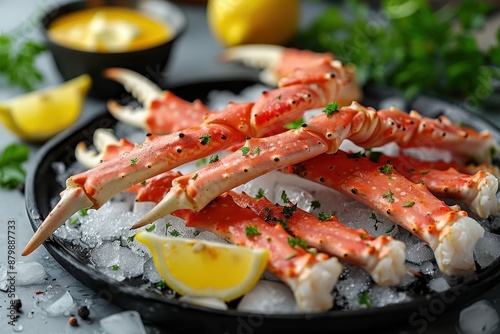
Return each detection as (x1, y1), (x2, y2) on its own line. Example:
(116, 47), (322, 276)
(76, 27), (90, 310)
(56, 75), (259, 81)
(207, 0), (300, 46)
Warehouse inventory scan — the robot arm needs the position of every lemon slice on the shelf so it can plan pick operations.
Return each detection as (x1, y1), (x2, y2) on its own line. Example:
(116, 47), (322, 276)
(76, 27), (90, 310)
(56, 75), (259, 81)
(135, 231), (268, 301)
(0, 74), (91, 142)
(207, 0), (300, 46)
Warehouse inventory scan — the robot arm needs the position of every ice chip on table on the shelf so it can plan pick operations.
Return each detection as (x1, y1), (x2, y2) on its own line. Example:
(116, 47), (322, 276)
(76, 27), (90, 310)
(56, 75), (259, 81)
(237, 280), (298, 314)
(15, 261), (46, 285)
(459, 300), (499, 334)
(35, 286), (75, 316)
(474, 231), (500, 269)
(406, 242), (435, 265)
(100, 310), (147, 334)
(179, 296), (228, 310)
(428, 277), (450, 293)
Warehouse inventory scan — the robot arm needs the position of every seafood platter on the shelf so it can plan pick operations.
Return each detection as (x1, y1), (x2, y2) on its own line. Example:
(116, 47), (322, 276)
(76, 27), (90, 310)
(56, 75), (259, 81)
(25, 45), (500, 333)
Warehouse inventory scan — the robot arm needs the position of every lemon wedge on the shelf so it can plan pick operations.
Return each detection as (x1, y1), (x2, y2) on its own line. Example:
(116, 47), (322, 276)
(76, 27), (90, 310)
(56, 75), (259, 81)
(135, 231), (268, 301)
(207, 0), (300, 46)
(0, 74), (91, 142)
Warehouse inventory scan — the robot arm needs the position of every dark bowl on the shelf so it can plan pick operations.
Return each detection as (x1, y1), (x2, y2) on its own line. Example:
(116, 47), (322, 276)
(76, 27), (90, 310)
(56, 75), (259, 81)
(40, 0), (187, 99)
(25, 79), (500, 333)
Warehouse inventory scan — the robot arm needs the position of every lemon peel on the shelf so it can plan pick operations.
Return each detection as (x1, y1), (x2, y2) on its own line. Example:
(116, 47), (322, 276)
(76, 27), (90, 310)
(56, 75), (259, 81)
(0, 74), (91, 142)
(135, 231), (268, 301)
(207, 0), (300, 46)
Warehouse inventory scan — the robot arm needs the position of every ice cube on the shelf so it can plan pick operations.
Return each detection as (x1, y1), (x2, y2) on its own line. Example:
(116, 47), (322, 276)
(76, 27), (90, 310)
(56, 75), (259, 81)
(115, 246), (145, 278)
(143, 258), (162, 283)
(35, 286), (75, 316)
(428, 277), (450, 293)
(93, 241), (145, 280)
(179, 296), (228, 310)
(406, 242), (435, 265)
(420, 261), (435, 275)
(100, 310), (147, 334)
(15, 261), (47, 285)
(274, 183), (315, 212)
(336, 200), (398, 237)
(370, 285), (407, 307)
(92, 241), (120, 268)
(195, 231), (227, 243)
(237, 280), (298, 314)
(459, 300), (499, 334)
(334, 265), (371, 310)
(474, 231), (500, 269)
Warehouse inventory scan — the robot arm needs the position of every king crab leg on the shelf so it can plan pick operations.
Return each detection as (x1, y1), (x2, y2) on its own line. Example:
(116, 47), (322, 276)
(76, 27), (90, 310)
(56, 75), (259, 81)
(229, 192), (407, 286)
(286, 151), (485, 276)
(174, 194), (343, 312)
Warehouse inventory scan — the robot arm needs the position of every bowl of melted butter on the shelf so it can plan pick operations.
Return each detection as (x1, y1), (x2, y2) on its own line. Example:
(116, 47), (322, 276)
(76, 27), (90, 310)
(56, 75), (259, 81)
(42, 0), (187, 98)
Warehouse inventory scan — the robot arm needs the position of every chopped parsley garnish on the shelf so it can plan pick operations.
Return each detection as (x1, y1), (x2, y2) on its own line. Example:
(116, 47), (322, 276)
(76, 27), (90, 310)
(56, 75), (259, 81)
(382, 190), (395, 203)
(166, 222), (172, 229)
(209, 154), (219, 163)
(146, 224), (156, 232)
(366, 149), (382, 163)
(245, 225), (262, 238)
(169, 229), (180, 237)
(318, 212), (333, 221)
(111, 264), (119, 271)
(281, 190), (290, 204)
(279, 219), (289, 231)
(369, 212), (382, 231)
(359, 291), (371, 308)
(359, 234), (368, 239)
(253, 147), (261, 155)
(378, 164), (393, 174)
(196, 157), (207, 167)
(68, 217), (79, 225)
(310, 200), (321, 210)
(288, 237), (308, 249)
(255, 188), (265, 199)
(386, 225), (396, 234)
(403, 201), (415, 207)
(199, 134), (211, 145)
(130, 157), (138, 165)
(127, 233), (137, 242)
(276, 94), (281, 99)
(155, 279), (168, 290)
(240, 146), (250, 155)
(140, 180), (147, 186)
(191, 173), (198, 180)
(282, 203), (298, 216)
(284, 118), (304, 130)
(79, 208), (88, 216)
(322, 101), (339, 116)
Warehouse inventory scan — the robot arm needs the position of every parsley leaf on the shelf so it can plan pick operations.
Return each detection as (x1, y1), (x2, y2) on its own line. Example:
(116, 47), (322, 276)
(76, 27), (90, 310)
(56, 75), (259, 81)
(378, 164), (393, 174)
(288, 237), (308, 249)
(382, 190), (395, 203)
(199, 134), (211, 145)
(283, 118), (304, 130)
(146, 224), (156, 232)
(130, 157), (138, 165)
(322, 102), (339, 116)
(318, 212), (333, 221)
(240, 146), (250, 155)
(281, 190), (290, 204)
(245, 225), (261, 238)
(403, 201), (415, 207)
(359, 291), (371, 308)
(310, 200), (321, 210)
(209, 154), (219, 163)
(255, 188), (265, 199)
(0, 144), (29, 189)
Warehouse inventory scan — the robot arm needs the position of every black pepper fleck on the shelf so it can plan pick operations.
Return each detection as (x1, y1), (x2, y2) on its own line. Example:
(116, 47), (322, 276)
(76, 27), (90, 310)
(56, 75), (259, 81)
(179, 133), (184, 138)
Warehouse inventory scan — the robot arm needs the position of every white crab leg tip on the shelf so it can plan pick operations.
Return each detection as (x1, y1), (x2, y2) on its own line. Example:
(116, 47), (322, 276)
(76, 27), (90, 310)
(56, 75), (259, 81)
(107, 100), (148, 130)
(22, 187), (93, 256)
(93, 128), (119, 152)
(75, 142), (101, 169)
(471, 173), (499, 218)
(104, 67), (162, 105)
(370, 239), (407, 286)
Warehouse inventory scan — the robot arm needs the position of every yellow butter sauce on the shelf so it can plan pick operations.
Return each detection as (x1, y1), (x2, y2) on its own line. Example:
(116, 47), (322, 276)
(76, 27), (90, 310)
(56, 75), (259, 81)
(48, 7), (173, 52)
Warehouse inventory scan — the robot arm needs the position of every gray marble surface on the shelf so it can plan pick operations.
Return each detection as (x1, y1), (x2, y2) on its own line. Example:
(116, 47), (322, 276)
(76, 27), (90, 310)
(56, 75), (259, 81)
(1, 1), (500, 333)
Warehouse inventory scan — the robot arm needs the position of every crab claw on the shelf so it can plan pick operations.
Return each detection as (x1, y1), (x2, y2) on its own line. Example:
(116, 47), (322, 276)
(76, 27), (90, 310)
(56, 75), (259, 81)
(105, 68), (163, 130)
(75, 129), (120, 168)
(221, 45), (363, 106)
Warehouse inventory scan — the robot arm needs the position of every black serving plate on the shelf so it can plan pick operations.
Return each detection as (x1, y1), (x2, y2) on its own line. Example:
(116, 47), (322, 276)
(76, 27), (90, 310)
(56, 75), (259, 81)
(26, 79), (500, 334)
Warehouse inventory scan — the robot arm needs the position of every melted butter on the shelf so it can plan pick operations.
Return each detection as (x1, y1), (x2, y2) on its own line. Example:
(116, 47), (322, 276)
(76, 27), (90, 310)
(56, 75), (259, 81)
(48, 7), (173, 52)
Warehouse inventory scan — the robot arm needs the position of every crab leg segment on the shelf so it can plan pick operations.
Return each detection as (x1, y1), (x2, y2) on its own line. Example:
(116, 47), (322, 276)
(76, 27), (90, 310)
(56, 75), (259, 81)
(174, 194), (343, 312)
(288, 151), (485, 276)
(229, 192), (407, 286)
